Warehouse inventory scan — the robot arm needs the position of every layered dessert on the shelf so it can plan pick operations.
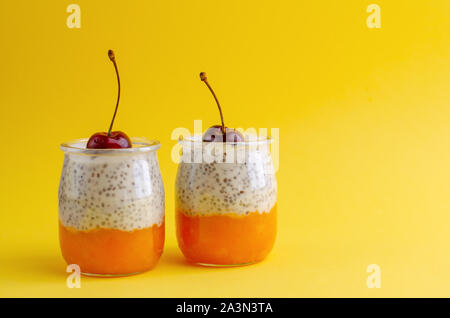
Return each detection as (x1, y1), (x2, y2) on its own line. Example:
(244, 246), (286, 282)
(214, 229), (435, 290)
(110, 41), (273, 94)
(58, 50), (164, 276)
(59, 144), (165, 275)
(175, 72), (277, 266)
(175, 141), (277, 265)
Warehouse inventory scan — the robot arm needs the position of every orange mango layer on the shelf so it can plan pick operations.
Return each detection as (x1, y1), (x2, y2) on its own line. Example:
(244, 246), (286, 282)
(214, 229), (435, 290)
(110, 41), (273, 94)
(176, 206), (276, 265)
(59, 221), (164, 275)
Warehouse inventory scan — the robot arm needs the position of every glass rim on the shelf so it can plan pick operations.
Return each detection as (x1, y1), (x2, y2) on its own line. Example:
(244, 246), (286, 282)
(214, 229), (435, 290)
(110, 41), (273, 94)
(177, 135), (273, 146)
(60, 137), (161, 154)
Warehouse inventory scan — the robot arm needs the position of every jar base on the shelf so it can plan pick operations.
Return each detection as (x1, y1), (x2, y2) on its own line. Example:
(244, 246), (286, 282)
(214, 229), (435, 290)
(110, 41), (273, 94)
(81, 270), (147, 278)
(191, 260), (263, 267)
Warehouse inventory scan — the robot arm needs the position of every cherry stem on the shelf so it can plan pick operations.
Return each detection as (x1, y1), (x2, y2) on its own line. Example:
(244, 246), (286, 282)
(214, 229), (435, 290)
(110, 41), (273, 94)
(107, 50), (121, 136)
(200, 72), (225, 134)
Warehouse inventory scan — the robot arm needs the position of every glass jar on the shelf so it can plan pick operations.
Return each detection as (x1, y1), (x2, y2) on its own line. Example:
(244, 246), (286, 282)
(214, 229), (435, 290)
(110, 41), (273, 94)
(58, 138), (165, 276)
(175, 135), (277, 266)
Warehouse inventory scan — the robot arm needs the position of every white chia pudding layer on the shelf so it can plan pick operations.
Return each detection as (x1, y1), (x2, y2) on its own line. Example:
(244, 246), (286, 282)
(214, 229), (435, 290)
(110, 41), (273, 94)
(175, 144), (277, 216)
(59, 151), (164, 231)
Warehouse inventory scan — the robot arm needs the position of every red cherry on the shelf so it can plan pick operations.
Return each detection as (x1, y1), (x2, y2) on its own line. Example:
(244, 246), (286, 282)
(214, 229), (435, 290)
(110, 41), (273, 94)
(202, 125), (244, 142)
(200, 72), (243, 143)
(87, 131), (131, 149)
(87, 50), (131, 149)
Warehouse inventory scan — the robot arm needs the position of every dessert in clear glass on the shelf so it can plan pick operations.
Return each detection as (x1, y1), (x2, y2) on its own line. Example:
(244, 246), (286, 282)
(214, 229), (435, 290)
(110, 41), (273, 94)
(175, 135), (277, 266)
(58, 50), (164, 276)
(174, 72), (277, 266)
(58, 138), (165, 276)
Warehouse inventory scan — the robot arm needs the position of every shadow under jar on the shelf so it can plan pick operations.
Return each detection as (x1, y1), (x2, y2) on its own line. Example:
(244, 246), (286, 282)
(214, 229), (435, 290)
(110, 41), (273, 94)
(175, 136), (277, 266)
(58, 138), (165, 276)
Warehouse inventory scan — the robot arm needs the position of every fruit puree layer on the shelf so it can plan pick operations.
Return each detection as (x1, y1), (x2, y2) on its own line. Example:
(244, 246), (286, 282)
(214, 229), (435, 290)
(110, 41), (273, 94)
(59, 151), (164, 231)
(59, 221), (164, 274)
(176, 206), (276, 265)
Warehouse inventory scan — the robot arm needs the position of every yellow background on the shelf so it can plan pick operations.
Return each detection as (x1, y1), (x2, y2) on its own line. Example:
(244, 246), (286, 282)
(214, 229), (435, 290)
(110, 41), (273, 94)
(0, 0), (449, 297)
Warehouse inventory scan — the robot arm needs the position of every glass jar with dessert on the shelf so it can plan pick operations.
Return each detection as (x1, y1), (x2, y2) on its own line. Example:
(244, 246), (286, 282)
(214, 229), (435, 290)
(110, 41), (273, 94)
(58, 50), (165, 276)
(175, 73), (277, 266)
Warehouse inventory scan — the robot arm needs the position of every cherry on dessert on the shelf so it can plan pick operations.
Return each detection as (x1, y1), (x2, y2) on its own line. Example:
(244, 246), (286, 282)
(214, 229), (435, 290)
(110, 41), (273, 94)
(86, 131), (131, 149)
(203, 125), (243, 143)
(87, 50), (131, 149)
(200, 72), (244, 143)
